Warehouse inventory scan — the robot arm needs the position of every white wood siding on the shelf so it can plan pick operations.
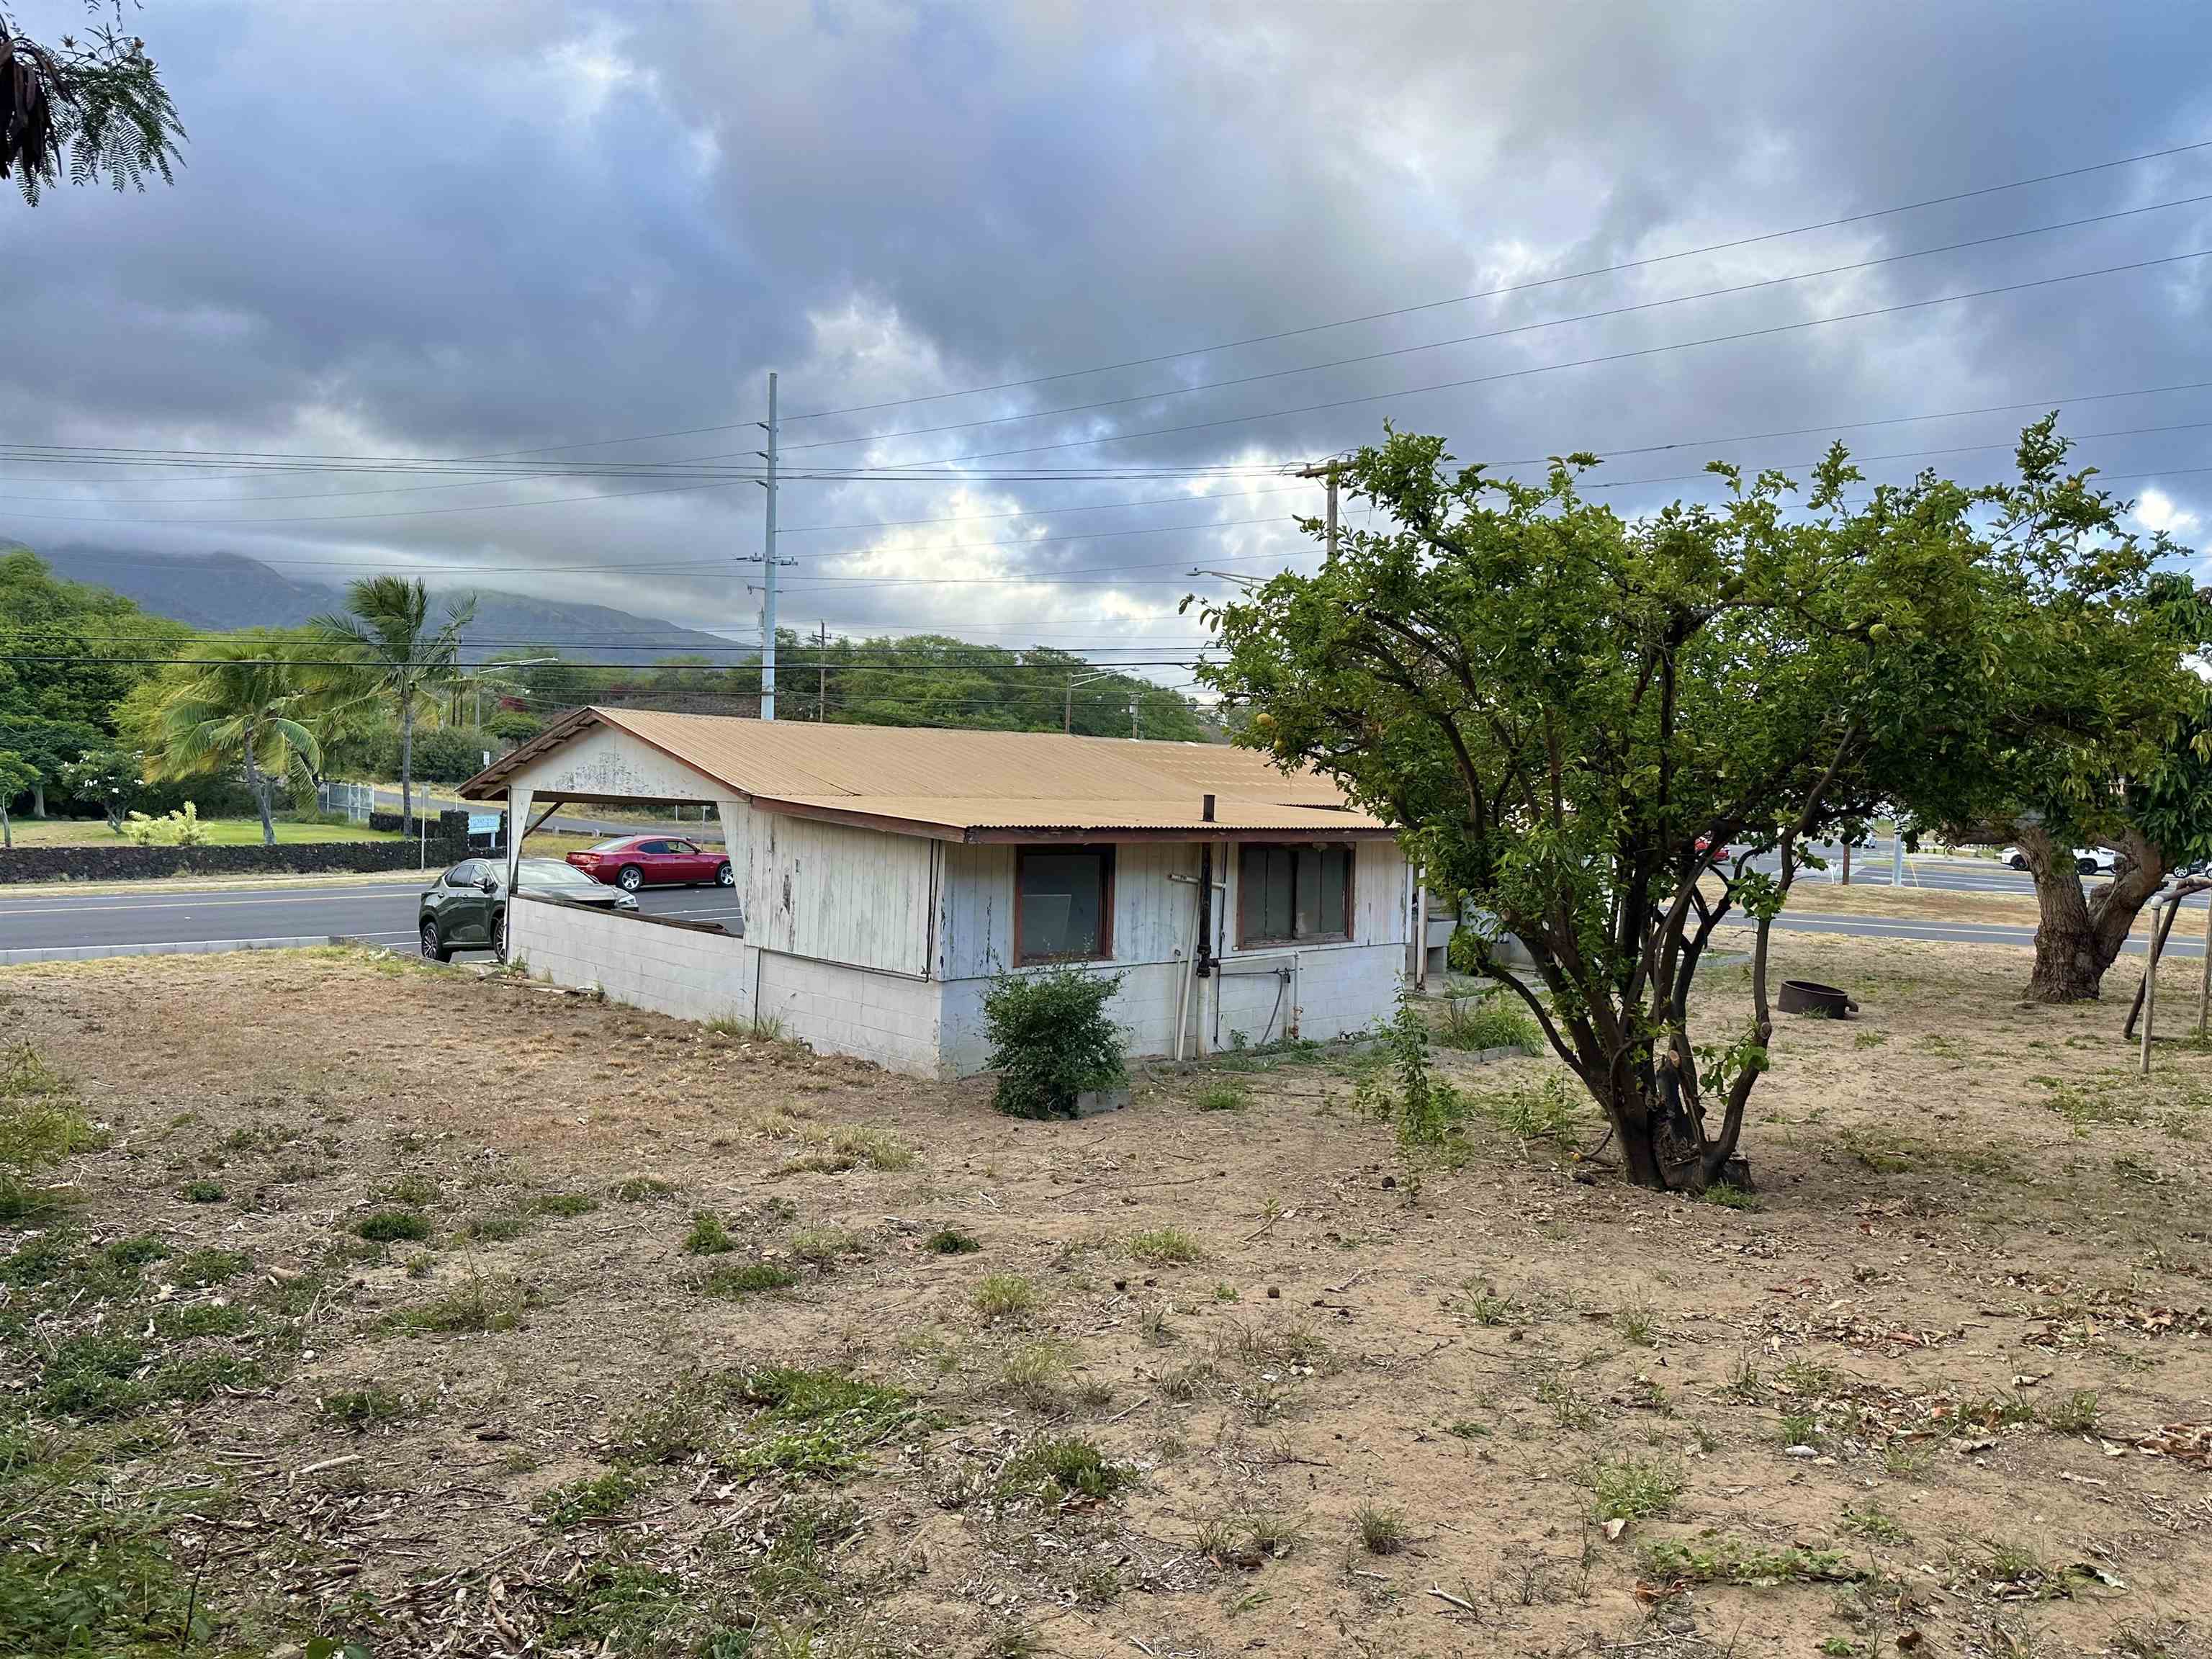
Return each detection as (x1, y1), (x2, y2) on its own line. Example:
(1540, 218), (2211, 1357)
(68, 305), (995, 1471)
(746, 811), (932, 976)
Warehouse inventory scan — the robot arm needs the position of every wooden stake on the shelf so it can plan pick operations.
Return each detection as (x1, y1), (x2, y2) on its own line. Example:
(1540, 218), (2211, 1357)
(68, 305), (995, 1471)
(2141, 904), (2162, 1076)
(2199, 896), (2211, 1041)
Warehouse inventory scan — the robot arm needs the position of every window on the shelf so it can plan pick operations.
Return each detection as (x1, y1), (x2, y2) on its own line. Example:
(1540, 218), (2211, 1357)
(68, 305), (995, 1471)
(1237, 843), (1353, 945)
(1016, 846), (1114, 963)
(444, 860), (484, 889)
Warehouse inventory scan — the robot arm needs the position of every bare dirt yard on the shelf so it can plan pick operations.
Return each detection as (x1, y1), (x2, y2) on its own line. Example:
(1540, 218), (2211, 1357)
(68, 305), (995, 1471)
(1, 933), (2208, 1659)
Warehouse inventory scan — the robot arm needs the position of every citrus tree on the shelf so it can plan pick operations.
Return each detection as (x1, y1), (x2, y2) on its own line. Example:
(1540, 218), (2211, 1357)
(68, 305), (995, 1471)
(1194, 431), (2000, 1191)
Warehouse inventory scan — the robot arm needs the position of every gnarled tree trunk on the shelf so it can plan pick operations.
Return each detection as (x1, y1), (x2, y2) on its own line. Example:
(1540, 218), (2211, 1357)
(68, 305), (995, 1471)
(2016, 821), (2164, 1002)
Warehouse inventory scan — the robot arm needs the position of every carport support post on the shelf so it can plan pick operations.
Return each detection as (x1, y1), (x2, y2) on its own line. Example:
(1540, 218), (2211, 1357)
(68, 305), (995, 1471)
(506, 786), (534, 892)
(715, 799), (745, 912)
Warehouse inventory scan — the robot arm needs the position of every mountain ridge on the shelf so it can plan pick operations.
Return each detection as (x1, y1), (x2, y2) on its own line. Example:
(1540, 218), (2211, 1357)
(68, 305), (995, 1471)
(17, 544), (748, 665)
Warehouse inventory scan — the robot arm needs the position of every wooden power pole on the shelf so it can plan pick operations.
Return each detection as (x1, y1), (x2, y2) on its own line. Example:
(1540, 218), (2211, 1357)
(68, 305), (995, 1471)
(1295, 461), (1341, 557)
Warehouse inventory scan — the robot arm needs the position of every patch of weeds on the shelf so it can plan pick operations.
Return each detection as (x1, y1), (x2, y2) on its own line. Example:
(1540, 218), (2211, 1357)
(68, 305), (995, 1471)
(923, 1227), (981, 1255)
(0, 1476), (205, 1655)
(1456, 1285), (1522, 1326)
(1446, 1418), (1490, 1439)
(725, 1367), (921, 1482)
(1159, 1359), (1216, 1401)
(699, 1261), (796, 1300)
(179, 1178), (225, 1203)
(356, 1208), (432, 1244)
(1838, 1130), (1914, 1174)
(614, 1174), (678, 1202)
(1853, 1030), (1890, 1049)
(1779, 1358), (1838, 1393)
(531, 1190), (601, 1218)
(1699, 1181), (1762, 1210)
(1479, 1074), (1581, 1143)
(1130, 1226), (1204, 1266)
(1840, 1501), (1910, 1545)
(1639, 1533), (1863, 1585)
(320, 1386), (415, 1429)
(2046, 1388), (2100, 1434)
(536, 1467), (645, 1527)
(1192, 1079), (1251, 1112)
(38, 1332), (149, 1420)
(685, 1209), (737, 1255)
(613, 1375), (723, 1465)
(1246, 1511), (1304, 1558)
(1588, 1456), (1683, 1521)
(778, 1125), (917, 1175)
(1616, 1292), (1658, 1346)
(1779, 1411), (1825, 1448)
(0, 1042), (104, 1220)
(973, 1273), (1038, 1319)
(1354, 1503), (1408, 1555)
(154, 1302), (251, 1339)
(537, 1555), (683, 1652)
(462, 1208), (532, 1243)
(402, 1272), (531, 1334)
(1002, 1435), (1132, 1506)
(789, 1226), (868, 1264)
(996, 1340), (1074, 1413)
(1533, 1370), (1596, 1431)
(1435, 993), (1538, 1052)
(375, 1172), (440, 1207)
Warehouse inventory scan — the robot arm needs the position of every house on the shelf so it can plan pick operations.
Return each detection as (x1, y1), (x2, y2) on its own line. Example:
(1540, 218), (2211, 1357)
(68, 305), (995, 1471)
(459, 706), (1413, 1077)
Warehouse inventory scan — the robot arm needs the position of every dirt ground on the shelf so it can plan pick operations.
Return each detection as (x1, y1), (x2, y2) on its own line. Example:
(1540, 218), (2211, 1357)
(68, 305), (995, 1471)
(1, 933), (2208, 1659)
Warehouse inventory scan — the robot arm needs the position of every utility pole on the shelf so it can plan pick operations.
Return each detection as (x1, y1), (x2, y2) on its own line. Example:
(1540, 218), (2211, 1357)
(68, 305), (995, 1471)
(1130, 691), (1140, 739)
(817, 619), (827, 721)
(1065, 669), (1115, 734)
(1295, 460), (1341, 557)
(747, 372), (793, 720)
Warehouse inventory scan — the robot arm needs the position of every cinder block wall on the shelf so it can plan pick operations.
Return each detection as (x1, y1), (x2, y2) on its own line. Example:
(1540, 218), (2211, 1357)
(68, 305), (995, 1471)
(510, 896), (755, 1026)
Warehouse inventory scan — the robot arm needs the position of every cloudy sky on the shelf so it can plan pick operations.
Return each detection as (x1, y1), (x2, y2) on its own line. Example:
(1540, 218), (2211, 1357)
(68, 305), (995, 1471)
(4, 0), (2210, 693)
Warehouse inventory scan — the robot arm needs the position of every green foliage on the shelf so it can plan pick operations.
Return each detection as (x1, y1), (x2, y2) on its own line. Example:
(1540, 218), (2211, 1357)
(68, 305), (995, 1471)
(725, 1367), (920, 1482)
(1002, 1436), (1133, 1505)
(307, 577), (477, 824)
(1129, 1227), (1204, 1265)
(922, 1227), (981, 1255)
(973, 1273), (1038, 1318)
(179, 1177), (225, 1203)
(0, 1043), (102, 1220)
(531, 1190), (600, 1218)
(536, 1467), (646, 1527)
(318, 1386), (413, 1429)
(120, 802), (204, 846)
(1354, 1002), (1468, 1190)
(982, 965), (1125, 1120)
(1637, 1533), (1863, 1586)
(1588, 1456), (1684, 1521)
(699, 1260), (796, 1300)
(1435, 992), (1539, 1052)
(613, 1174), (677, 1202)
(685, 1209), (737, 1254)
(1192, 1078), (1251, 1112)
(145, 631), (323, 845)
(356, 1208), (432, 1244)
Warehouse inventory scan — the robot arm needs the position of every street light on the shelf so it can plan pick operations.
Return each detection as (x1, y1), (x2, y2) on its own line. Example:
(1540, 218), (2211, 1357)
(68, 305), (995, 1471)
(1065, 669), (1120, 735)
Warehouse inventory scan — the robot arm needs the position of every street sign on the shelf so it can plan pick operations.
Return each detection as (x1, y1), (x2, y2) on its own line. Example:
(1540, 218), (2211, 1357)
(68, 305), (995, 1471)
(468, 813), (502, 835)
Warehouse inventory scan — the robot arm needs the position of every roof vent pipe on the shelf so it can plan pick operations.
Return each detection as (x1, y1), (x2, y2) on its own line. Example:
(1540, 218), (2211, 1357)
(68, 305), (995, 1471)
(1202, 794), (1215, 822)
(1196, 796), (1217, 980)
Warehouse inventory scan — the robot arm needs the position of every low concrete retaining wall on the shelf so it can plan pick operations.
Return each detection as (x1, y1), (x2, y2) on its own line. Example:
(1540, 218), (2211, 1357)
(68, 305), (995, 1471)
(0, 809), (495, 885)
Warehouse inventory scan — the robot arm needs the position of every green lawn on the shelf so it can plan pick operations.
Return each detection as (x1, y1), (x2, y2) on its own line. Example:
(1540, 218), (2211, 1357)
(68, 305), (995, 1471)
(1, 818), (401, 848)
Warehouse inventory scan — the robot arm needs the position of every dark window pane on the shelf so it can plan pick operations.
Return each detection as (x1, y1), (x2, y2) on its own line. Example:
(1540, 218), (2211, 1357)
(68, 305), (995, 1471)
(1019, 850), (1107, 961)
(1241, 845), (1296, 941)
(1293, 848), (1323, 938)
(1318, 847), (1349, 936)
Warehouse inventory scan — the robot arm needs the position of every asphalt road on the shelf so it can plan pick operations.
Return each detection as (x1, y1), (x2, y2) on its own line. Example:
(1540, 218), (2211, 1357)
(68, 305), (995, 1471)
(0, 876), (743, 962)
(1719, 909), (2206, 958)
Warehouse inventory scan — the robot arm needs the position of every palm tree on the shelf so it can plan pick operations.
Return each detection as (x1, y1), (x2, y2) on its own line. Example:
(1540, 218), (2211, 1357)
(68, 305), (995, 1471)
(150, 637), (321, 847)
(308, 577), (477, 832)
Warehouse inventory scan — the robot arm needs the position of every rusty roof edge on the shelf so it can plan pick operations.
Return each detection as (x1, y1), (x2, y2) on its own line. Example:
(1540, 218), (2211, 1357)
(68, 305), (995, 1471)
(456, 705), (607, 800)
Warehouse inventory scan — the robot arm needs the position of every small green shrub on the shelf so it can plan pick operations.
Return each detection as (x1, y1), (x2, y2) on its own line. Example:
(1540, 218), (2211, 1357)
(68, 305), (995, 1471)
(614, 1174), (677, 1202)
(982, 965), (1125, 1120)
(357, 1209), (432, 1244)
(789, 1226), (867, 1264)
(320, 1387), (413, 1429)
(180, 1178), (226, 1204)
(923, 1227), (981, 1255)
(1588, 1456), (1683, 1521)
(170, 1246), (251, 1288)
(684, 1210), (737, 1255)
(403, 1274), (531, 1334)
(462, 1209), (531, 1243)
(1354, 1503), (1408, 1554)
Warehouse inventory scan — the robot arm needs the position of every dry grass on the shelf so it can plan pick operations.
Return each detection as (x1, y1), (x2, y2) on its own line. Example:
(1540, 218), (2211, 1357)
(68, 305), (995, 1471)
(1, 936), (2208, 1657)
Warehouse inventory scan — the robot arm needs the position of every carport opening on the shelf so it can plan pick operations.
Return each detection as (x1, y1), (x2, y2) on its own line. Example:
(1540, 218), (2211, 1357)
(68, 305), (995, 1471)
(508, 795), (743, 936)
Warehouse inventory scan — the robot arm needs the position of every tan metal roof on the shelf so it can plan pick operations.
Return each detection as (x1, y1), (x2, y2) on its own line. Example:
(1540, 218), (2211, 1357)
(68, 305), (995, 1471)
(463, 706), (1392, 842)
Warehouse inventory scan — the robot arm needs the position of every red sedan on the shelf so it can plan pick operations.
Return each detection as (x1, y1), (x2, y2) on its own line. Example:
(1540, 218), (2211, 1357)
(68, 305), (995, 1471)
(567, 835), (733, 893)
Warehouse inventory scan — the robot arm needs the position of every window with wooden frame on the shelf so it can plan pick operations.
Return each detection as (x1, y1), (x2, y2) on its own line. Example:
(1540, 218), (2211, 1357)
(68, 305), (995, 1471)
(1015, 845), (1115, 964)
(1236, 842), (1354, 946)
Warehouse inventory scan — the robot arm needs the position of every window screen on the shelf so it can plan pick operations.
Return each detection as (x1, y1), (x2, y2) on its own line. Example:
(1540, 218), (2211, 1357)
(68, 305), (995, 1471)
(1017, 848), (1112, 963)
(1238, 843), (1353, 943)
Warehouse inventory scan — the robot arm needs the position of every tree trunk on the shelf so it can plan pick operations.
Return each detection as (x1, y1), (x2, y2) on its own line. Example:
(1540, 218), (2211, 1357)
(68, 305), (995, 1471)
(1, 801), (11, 850)
(1601, 1066), (1709, 1192)
(243, 734), (276, 848)
(2018, 822), (2163, 1002)
(400, 703), (415, 835)
(31, 781), (44, 819)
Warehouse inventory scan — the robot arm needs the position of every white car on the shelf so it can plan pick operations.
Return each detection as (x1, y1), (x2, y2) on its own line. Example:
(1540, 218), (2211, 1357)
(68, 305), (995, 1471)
(2000, 845), (2118, 876)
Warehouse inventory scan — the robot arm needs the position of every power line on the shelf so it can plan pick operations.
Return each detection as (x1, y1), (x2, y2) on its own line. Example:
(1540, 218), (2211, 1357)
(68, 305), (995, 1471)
(773, 190), (2212, 456)
(775, 137), (2212, 425)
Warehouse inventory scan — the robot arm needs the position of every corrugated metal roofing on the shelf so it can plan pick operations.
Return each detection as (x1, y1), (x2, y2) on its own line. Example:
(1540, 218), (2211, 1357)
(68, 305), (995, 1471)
(464, 706), (1393, 840)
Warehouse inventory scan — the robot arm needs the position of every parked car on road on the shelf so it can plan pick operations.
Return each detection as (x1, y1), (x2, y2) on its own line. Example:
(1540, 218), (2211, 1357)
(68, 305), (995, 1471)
(420, 856), (637, 961)
(2000, 845), (2118, 875)
(567, 835), (734, 893)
